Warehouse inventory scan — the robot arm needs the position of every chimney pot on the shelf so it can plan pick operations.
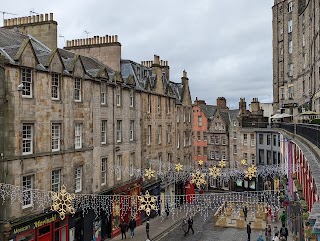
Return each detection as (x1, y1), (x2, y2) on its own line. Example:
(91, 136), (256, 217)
(88, 38), (91, 45)
(45, 14), (48, 21)
(36, 15), (39, 22)
(28, 16), (31, 24)
(102, 36), (106, 44)
(108, 36), (112, 43)
(12, 18), (16, 25)
(183, 70), (187, 78)
(111, 35), (115, 42)
(105, 35), (109, 43)
(50, 13), (53, 21)
(17, 18), (21, 25)
(154, 55), (160, 65)
(115, 35), (118, 42)
(3, 19), (7, 26)
(40, 14), (43, 22)
(32, 15), (35, 23)
(100, 36), (103, 44)
(71, 40), (75, 47)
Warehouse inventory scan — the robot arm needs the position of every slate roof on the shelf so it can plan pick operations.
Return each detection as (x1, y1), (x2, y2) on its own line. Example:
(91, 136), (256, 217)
(199, 104), (217, 118)
(0, 28), (116, 80)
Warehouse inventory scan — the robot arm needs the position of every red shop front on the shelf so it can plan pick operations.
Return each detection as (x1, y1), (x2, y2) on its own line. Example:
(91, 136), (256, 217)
(10, 213), (68, 241)
(111, 179), (142, 238)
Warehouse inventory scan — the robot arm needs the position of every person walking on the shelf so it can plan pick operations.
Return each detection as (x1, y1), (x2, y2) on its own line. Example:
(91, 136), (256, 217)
(273, 226), (278, 238)
(185, 217), (194, 235)
(128, 217), (136, 239)
(119, 221), (128, 240)
(279, 224), (288, 241)
(165, 203), (170, 218)
(279, 210), (287, 226)
(272, 233), (280, 241)
(243, 206), (248, 221)
(146, 220), (150, 240)
(247, 222), (252, 241)
(265, 224), (272, 241)
(182, 219), (188, 235)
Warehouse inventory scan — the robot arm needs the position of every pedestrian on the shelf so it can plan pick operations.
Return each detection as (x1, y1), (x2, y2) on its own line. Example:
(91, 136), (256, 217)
(279, 224), (288, 241)
(279, 210), (286, 226)
(273, 226), (278, 238)
(182, 219), (188, 235)
(265, 224), (272, 241)
(165, 203), (170, 218)
(247, 222), (252, 241)
(129, 217), (137, 238)
(146, 220), (150, 240)
(185, 217), (194, 235)
(119, 220), (128, 240)
(257, 231), (264, 241)
(243, 206), (248, 221)
(272, 232), (279, 241)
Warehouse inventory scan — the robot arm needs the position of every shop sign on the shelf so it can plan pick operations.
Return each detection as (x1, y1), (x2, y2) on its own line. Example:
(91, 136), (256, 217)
(12, 214), (57, 235)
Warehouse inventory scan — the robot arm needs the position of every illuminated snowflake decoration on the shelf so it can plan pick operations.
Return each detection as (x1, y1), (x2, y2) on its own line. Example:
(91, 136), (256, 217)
(198, 160), (204, 166)
(209, 165), (221, 179)
(245, 165), (257, 180)
(145, 167), (155, 179)
(51, 185), (75, 220)
(241, 159), (247, 165)
(175, 163), (183, 172)
(190, 170), (207, 189)
(218, 160), (226, 168)
(138, 191), (158, 216)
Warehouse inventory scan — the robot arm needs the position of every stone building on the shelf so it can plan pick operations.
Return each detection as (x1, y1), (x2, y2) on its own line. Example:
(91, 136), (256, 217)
(0, 12), (193, 240)
(0, 14), (142, 240)
(272, 0), (320, 116)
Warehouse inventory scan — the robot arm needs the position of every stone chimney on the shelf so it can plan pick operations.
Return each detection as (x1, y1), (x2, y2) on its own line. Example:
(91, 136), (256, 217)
(216, 97), (228, 110)
(3, 13), (58, 50)
(250, 97), (260, 114)
(194, 97), (206, 106)
(64, 34), (121, 72)
(239, 98), (247, 116)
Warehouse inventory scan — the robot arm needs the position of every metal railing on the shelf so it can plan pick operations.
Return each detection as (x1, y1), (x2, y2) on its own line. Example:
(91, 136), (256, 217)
(279, 123), (320, 149)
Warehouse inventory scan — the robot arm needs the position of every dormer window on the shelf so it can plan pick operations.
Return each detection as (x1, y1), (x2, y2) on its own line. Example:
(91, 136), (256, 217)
(136, 66), (141, 79)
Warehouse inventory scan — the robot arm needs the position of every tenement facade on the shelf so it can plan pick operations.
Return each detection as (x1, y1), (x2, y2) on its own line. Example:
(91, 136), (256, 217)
(272, 0), (320, 116)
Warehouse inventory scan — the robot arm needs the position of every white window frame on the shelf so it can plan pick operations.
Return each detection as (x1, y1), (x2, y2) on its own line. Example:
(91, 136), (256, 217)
(302, 33), (305, 47)
(22, 124), (33, 155)
(198, 116), (202, 127)
(168, 153), (172, 171)
(147, 94), (151, 113)
(197, 131), (201, 141)
(158, 154), (162, 173)
(22, 175), (33, 208)
(51, 73), (60, 100)
(157, 96), (161, 114)
(280, 88), (285, 99)
(130, 89), (134, 107)
(189, 132), (192, 146)
(101, 158), (107, 185)
(101, 120), (107, 144)
(188, 108), (191, 122)
(116, 87), (121, 107)
(51, 169), (61, 192)
(158, 125), (162, 144)
(251, 154), (255, 165)
(51, 124), (61, 152)
(233, 145), (237, 155)
(210, 151), (215, 160)
(116, 155), (122, 181)
(222, 137), (226, 145)
(289, 40), (293, 54)
(21, 68), (32, 98)
(147, 125), (151, 145)
(243, 134), (248, 145)
(75, 123), (83, 149)
(177, 130), (180, 148)
(288, 20), (293, 33)
(101, 82), (106, 105)
(130, 153), (135, 177)
(289, 63), (293, 76)
(130, 120), (134, 141)
(289, 86), (294, 99)
(222, 151), (226, 160)
(167, 125), (171, 144)
(75, 166), (82, 193)
(250, 134), (255, 146)
(183, 131), (186, 147)
(288, 1), (293, 13)
(74, 78), (82, 102)
(203, 132), (207, 141)
(233, 131), (237, 139)
(215, 151), (219, 160)
(116, 120), (122, 143)
(183, 108), (186, 122)
(177, 107), (180, 123)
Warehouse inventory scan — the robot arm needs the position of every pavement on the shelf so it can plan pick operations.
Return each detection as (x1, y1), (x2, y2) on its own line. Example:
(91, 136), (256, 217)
(109, 208), (293, 241)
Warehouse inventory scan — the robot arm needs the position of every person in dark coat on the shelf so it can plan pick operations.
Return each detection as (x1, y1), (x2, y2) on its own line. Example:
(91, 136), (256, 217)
(128, 217), (137, 238)
(243, 206), (248, 221)
(185, 217), (194, 235)
(247, 222), (252, 241)
(119, 221), (128, 240)
(146, 220), (150, 239)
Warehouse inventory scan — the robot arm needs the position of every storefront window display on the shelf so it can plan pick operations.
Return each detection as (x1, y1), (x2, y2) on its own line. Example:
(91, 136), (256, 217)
(112, 200), (120, 231)
(16, 230), (35, 241)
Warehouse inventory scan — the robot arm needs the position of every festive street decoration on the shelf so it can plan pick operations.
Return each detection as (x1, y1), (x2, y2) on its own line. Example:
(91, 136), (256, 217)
(51, 185), (75, 220)
(241, 159), (247, 165)
(209, 165), (221, 179)
(145, 167), (155, 179)
(190, 170), (207, 189)
(218, 160), (226, 168)
(245, 164), (257, 180)
(198, 160), (204, 166)
(175, 163), (183, 172)
(138, 191), (158, 216)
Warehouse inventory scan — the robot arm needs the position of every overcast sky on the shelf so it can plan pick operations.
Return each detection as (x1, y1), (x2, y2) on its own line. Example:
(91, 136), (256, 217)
(2, 0), (274, 108)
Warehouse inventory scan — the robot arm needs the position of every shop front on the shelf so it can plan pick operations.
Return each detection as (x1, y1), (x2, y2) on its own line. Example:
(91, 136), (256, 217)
(110, 179), (142, 238)
(10, 213), (68, 241)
